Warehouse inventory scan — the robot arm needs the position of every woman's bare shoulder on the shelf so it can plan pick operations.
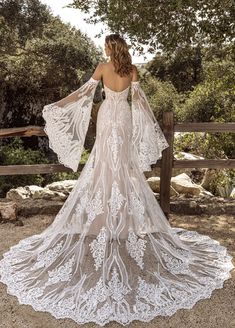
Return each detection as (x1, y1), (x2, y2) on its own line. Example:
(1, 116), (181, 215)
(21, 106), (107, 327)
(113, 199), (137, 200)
(92, 62), (105, 80)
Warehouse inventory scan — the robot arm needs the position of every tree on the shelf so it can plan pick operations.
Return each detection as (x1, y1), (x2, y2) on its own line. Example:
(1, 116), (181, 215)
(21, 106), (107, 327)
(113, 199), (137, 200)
(0, 0), (51, 47)
(147, 46), (203, 92)
(68, 0), (235, 54)
(0, 0), (103, 130)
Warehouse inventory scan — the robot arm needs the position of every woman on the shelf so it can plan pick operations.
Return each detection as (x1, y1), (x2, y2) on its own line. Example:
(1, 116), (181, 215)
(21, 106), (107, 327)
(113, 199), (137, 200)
(0, 33), (234, 326)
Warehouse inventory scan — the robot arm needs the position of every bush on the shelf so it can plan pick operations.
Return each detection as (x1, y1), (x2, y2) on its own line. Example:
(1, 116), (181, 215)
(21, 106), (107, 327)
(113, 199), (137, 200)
(0, 138), (47, 197)
(174, 132), (233, 159)
(0, 138), (89, 197)
(180, 59), (235, 123)
(139, 74), (181, 120)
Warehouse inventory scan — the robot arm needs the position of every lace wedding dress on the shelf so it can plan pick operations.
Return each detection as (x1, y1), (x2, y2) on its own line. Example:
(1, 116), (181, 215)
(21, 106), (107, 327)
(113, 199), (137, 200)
(0, 76), (234, 326)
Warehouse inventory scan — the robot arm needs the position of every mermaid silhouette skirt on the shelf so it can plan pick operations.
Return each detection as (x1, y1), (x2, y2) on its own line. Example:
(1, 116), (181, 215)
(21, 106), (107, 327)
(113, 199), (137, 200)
(0, 83), (234, 326)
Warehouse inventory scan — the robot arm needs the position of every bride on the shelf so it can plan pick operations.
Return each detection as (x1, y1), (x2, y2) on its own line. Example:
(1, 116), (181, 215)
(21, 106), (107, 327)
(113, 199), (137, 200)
(0, 33), (234, 326)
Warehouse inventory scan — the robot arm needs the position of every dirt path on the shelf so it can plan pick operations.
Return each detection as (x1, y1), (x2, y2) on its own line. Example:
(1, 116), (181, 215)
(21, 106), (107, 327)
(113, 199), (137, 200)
(0, 214), (234, 328)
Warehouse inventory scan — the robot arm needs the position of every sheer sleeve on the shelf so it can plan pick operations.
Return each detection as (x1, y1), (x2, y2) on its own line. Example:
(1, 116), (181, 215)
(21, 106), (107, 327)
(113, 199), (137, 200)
(42, 77), (100, 172)
(131, 81), (169, 172)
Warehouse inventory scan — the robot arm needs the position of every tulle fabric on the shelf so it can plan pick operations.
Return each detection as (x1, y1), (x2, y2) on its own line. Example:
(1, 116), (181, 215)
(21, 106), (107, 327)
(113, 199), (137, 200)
(0, 77), (234, 326)
(41, 77), (169, 173)
(131, 81), (169, 172)
(42, 77), (99, 172)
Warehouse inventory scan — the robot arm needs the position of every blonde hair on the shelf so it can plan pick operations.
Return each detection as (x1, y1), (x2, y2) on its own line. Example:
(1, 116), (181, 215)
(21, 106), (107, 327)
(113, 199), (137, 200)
(105, 34), (133, 77)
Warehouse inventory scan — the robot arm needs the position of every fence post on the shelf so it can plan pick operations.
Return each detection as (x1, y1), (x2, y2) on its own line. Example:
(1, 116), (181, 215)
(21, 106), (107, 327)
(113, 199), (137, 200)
(160, 111), (174, 219)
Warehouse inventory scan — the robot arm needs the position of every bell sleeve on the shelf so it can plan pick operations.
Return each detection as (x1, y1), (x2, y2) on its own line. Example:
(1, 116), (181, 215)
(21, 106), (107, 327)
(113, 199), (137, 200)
(42, 77), (100, 172)
(131, 81), (170, 172)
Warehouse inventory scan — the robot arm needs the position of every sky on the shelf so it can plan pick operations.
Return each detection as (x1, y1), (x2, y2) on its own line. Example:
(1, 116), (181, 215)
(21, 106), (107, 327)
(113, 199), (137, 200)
(40, 0), (154, 64)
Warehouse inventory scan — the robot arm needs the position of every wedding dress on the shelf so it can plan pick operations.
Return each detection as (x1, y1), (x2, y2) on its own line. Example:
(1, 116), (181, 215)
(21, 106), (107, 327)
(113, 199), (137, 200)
(0, 76), (234, 326)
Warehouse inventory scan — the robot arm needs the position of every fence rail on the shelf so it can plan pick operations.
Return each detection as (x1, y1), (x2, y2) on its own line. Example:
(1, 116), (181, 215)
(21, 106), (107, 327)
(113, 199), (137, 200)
(1, 112), (234, 217)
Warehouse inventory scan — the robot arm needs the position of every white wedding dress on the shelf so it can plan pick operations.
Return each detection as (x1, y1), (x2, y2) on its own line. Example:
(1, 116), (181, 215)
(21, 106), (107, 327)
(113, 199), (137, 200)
(0, 76), (234, 326)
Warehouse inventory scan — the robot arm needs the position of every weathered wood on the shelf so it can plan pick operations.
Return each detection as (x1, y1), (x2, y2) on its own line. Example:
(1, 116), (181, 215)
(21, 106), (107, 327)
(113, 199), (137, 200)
(1, 122), (234, 138)
(152, 159), (235, 169)
(0, 126), (46, 138)
(160, 112), (174, 218)
(172, 159), (235, 168)
(1, 159), (233, 176)
(0, 164), (84, 175)
(0, 121), (234, 216)
(174, 122), (235, 132)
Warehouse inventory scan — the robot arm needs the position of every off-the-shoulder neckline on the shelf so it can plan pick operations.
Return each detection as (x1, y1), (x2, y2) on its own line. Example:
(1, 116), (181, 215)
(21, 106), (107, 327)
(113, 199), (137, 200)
(90, 77), (100, 83)
(89, 77), (139, 93)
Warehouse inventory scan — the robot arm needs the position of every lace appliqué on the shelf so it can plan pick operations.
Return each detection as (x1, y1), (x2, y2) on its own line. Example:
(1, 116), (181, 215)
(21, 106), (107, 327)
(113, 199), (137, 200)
(131, 81), (169, 172)
(89, 226), (107, 271)
(107, 267), (130, 301)
(128, 192), (145, 227)
(82, 266), (130, 303)
(76, 154), (95, 192)
(136, 276), (170, 309)
(42, 77), (99, 172)
(161, 251), (191, 275)
(30, 240), (64, 270)
(75, 190), (89, 218)
(85, 188), (104, 224)
(108, 181), (126, 220)
(107, 123), (123, 171)
(45, 255), (75, 286)
(126, 229), (147, 269)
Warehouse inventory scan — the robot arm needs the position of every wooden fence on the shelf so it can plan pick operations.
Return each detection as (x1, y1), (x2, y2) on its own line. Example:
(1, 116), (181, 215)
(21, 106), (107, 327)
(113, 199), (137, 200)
(0, 112), (234, 218)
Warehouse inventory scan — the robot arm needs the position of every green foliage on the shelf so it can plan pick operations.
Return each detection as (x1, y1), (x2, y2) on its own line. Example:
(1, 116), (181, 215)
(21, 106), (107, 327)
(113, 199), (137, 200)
(174, 132), (234, 196)
(138, 73), (181, 120)
(147, 46), (203, 92)
(48, 149), (91, 182)
(175, 59), (235, 122)
(177, 59), (235, 158)
(0, 138), (48, 197)
(207, 169), (234, 198)
(0, 1), (234, 198)
(0, 138), (90, 197)
(0, 138), (48, 165)
(49, 171), (81, 183)
(174, 132), (232, 159)
(69, 0), (235, 54)
(0, 0), (103, 129)
(0, 0), (51, 46)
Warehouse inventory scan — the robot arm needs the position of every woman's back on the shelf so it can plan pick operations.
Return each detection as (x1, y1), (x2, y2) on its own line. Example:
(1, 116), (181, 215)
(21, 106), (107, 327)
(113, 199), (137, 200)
(93, 61), (137, 92)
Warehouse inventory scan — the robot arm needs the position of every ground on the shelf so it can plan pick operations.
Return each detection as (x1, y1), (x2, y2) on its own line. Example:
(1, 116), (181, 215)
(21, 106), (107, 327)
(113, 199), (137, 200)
(0, 214), (234, 328)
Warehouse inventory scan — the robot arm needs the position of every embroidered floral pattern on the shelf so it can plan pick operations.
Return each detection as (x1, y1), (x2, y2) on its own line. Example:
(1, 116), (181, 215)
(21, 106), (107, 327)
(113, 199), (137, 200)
(136, 276), (169, 307)
(107, 124), (123, 170)
(75, 190), (89, 218)
(85, 188), (104, 224)
(107, 181), (126, 220)
(126, 229), (147, 269)
(45, 255), (75, 286)
(0, 78), (233, 327)
(131, 81), (169, 172)
(78, 266), (130, 322)
(89, 226), (107, 270)
(77, 154), (95, 192)
(42, 77), (99, 172)
(31, 240), (64, 270)
(107, 266), (130, 301)
(161, 251), (191, 275)
(128, 192), (145, 227)
(0, 227), (234, 326)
